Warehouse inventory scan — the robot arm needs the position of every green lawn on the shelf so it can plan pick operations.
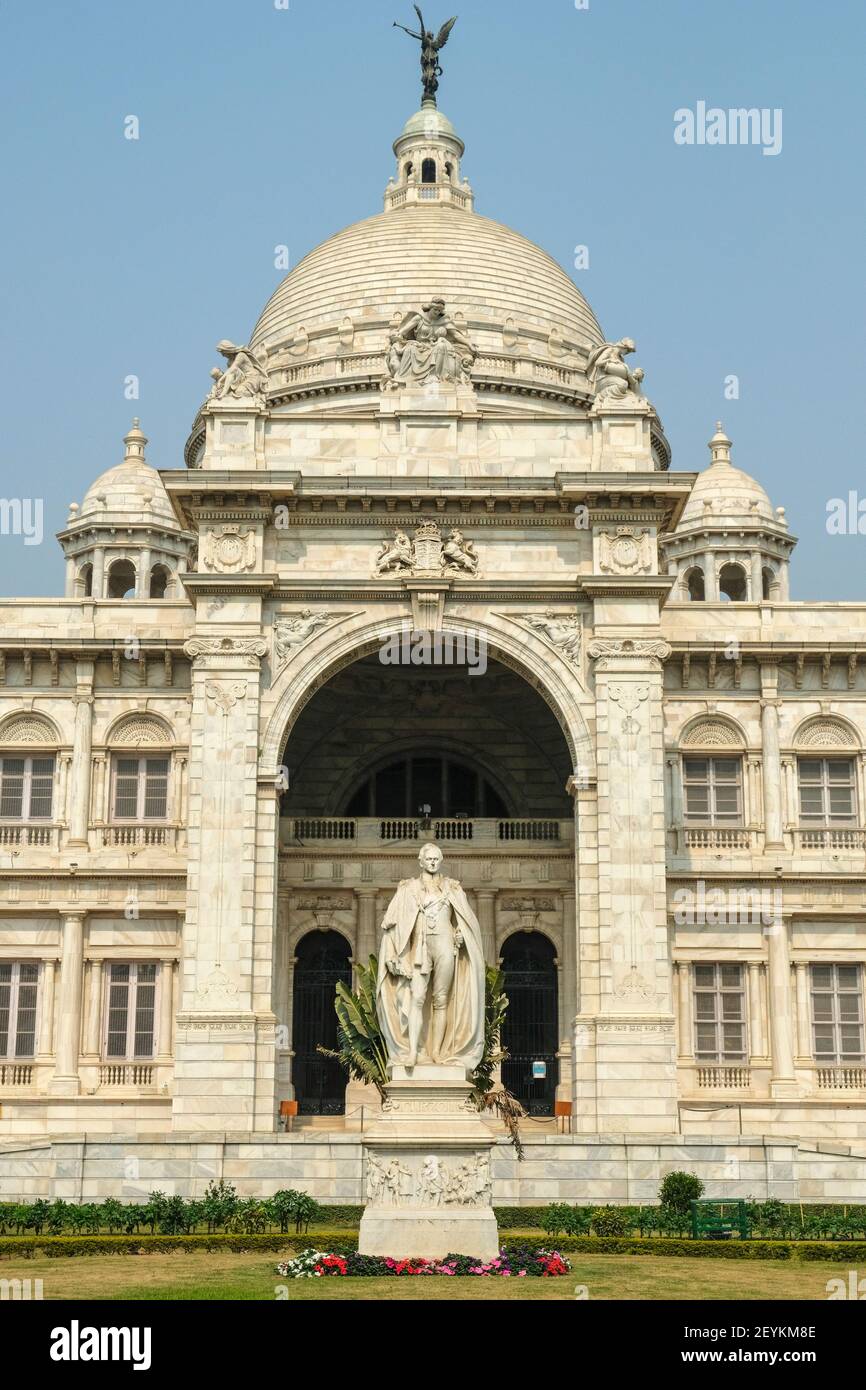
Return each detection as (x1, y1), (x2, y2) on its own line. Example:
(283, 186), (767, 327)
(1, 1249), (851, 1300)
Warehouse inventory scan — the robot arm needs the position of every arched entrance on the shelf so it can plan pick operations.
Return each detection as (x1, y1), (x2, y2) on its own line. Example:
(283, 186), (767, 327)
(500, 932), (559, 1115)
(291, 930), (352, 1115)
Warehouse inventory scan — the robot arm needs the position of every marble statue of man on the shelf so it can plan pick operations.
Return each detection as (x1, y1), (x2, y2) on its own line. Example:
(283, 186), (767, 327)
(376, 843), (486, 1073)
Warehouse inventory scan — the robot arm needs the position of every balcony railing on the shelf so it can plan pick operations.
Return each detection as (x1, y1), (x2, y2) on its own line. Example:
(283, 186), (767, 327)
(102, 825), (176, 848)
(794, 827), (866, 851)
(282, 817), (569, 848)
(695, 1065), (751, 1089)
(0, 1062), (33, 1085)
(816, 1066), (866, 1089)
(99, 1063), (155, 1087)
(0, 824), (57, 848)
(679, 826), (754, 851)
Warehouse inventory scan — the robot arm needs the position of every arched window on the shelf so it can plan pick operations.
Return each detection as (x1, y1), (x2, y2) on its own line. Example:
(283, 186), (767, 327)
(107, 559), (136, 599)
(762, 566), (777, 600)
(291, 931), (352, 1115)
(685, 566), (705, 601)
(76, 563), (93, 598)
(421, 157), (437, 184)
(0, 714), (58, 832)
(718, 563), (747, 602)
(343, 755), (509, 818)
(149, 564), (170, 599)
(500, 933), (558, 1114)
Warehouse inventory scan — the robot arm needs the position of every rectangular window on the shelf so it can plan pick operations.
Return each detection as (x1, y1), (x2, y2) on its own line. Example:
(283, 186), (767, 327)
(683, 758), (743, 824)
(692, 962), (747, 1061)
(0, 756), (55, 821)
(798, 758), (856, 826)
(810, 964), (864, 1062)
(0, 962), (39, 1058)
(104, 962), (157, 1060)
(112, 757), (169, 821)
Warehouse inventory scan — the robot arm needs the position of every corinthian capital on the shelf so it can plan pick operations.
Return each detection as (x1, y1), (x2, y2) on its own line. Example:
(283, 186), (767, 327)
(587, 637), (672, 671)
(183, 636), (268, 668)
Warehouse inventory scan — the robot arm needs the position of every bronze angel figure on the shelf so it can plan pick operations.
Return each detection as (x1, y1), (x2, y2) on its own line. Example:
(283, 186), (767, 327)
(393, 7), (458, 104)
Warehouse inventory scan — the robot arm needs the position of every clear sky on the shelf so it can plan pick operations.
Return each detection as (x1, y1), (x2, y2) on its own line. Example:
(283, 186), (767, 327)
(1, 0), (864, 597)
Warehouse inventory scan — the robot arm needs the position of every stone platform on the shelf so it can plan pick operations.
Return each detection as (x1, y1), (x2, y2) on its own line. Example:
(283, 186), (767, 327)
(357, 1064), (499, 1261)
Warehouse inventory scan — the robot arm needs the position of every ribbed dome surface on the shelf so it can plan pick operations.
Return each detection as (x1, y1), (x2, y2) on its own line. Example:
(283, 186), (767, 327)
(251, 205), (604, 353)
(680, 459), (774, 526)
(81, 461), (178, 528)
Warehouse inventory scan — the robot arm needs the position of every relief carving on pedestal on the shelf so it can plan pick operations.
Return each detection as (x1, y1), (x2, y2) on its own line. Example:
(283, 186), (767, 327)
(366, 1151), (491, 1208)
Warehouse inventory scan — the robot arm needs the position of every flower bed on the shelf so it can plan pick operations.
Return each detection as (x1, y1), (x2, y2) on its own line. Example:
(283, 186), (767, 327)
(276, 1246), (571, 1279)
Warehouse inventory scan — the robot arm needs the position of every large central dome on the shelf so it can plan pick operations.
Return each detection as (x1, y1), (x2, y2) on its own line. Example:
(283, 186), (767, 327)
(251, 203), (604, 361)
(242, 104), (607, 409)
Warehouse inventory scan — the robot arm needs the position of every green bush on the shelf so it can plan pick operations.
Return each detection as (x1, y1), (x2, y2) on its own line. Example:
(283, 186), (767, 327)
(589, 1206), (631, 1237)
(659, 1171), (705, 1213)
(541, 1204), (592, 1237)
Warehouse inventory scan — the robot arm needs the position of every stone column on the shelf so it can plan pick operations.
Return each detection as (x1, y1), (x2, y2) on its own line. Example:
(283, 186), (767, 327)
(748, 961), (766, 1060)
(704, 554), (718, 601)
(474, 889), (496, 964)
(83, 959), (103, 1056)
(50, 912), (86, 1095)
(136, 547), (151, 598)
(794, 962), (812, 1063)
(158, 960), (175, 1059)
(675, 961), (692, 1059)
(172, 634), (270, 1133)
(760, 680), (785, 848)
(68, 663), (95, 847)
(357, 890), (378, 963)
(586, 637), (678, 1133)
(92, 546), (105, 599)
(37, 958), (57, 1058)
(767, 919), (798, 1096)
(750, 551), (763, 602)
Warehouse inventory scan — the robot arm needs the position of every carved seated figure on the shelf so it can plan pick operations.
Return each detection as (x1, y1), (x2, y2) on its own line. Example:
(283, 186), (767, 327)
(383, 299), (477, 390)
(586, 337), (644, 405)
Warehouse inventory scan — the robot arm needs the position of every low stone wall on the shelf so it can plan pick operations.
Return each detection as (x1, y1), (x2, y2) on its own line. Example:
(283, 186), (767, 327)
(1, 1132), (865, 1204)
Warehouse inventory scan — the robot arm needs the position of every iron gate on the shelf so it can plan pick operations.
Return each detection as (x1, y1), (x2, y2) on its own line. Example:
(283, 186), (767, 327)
(291, 931), (352, 1115)
(500, 933), (559, 1115)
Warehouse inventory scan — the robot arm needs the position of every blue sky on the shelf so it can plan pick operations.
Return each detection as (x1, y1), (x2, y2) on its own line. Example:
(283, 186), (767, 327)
(0, 0), (864, 597)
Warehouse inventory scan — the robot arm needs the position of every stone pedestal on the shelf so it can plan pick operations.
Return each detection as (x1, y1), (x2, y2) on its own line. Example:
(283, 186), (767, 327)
(358, 1065), (499, 1261)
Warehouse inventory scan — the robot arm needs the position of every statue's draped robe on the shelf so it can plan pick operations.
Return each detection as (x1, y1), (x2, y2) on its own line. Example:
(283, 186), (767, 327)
(376, 875), (486, 1073)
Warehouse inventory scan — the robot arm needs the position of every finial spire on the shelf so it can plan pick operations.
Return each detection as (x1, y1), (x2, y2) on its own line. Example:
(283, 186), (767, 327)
(708, 421), (732, 466)
(393, 7), (458, 107)
(123, 417), (148, 463)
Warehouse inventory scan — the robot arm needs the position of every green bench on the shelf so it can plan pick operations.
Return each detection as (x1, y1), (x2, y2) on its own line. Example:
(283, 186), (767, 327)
(690, 1199), (751, 1240)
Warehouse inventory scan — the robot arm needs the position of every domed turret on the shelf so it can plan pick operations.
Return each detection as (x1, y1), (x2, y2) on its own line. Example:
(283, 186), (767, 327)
(661, 424), (795, 601)
(58, 420), (194, 599)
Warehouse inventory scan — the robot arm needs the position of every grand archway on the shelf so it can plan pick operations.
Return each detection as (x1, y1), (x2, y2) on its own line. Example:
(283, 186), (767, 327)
(274, 640), (582, 1118)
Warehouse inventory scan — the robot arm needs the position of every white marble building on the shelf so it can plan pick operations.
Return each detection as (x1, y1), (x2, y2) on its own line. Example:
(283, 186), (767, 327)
(1, 97), (865, 1203)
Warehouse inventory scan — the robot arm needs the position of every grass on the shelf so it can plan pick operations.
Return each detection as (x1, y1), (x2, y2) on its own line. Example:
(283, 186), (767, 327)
(1, 1248), (852, 1300)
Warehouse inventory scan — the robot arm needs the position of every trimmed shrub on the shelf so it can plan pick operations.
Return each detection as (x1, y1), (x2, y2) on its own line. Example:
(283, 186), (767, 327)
(659, 1171), (705, 1213)
(589, 1206), (631, 1237)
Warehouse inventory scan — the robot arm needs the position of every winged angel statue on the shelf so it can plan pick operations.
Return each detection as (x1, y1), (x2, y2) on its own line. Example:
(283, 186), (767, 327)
(393, 7), (458, 105)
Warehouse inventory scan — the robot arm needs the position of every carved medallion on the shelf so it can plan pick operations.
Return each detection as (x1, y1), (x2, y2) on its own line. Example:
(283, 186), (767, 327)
(201, 526), (256, 574)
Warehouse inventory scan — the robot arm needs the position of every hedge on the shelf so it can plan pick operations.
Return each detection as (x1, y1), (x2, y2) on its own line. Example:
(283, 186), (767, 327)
(3, 1232), (865, 1262)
